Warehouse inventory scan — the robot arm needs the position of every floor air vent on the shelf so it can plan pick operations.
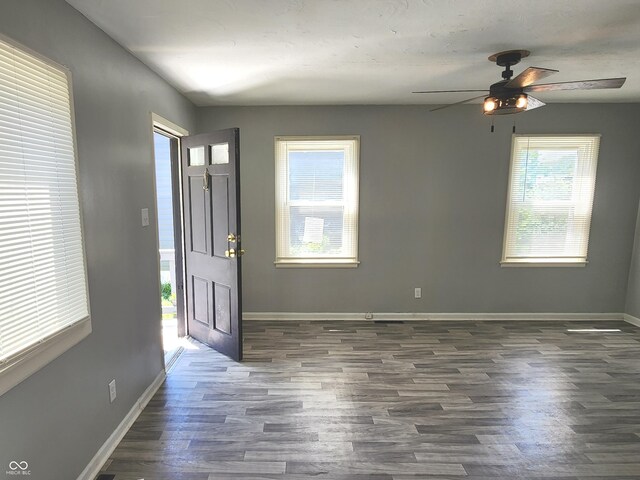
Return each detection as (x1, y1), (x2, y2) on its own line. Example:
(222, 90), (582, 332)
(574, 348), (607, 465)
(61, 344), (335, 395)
(374, 320), (404, 324)
(96, 475), (116, 480)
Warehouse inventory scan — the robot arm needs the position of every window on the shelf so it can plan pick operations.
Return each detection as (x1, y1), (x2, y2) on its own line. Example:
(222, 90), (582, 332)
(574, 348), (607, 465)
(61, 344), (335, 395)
(502, 135), (600, 266)
(0, 37), (90, 395)
(275, 136), (359, 267)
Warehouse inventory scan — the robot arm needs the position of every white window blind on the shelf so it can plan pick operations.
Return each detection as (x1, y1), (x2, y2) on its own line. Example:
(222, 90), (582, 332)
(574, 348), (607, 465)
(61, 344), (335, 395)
(275, 136), (359, 266)
(502, 135), (600, 265)
(0, 38), (90, 367)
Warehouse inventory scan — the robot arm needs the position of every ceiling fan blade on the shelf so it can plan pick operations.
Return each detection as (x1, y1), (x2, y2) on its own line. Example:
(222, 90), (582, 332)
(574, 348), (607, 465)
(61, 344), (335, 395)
(525, 77), (626, 92)
(525, 95), (546, 111)
(505, 67), (558, 88)
(429, 94), (487, 112)
(413, 89), (488, 94)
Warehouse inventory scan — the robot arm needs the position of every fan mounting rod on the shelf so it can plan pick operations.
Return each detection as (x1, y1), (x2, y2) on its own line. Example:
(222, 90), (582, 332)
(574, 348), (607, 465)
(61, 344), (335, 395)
(488, 49), (531, 80)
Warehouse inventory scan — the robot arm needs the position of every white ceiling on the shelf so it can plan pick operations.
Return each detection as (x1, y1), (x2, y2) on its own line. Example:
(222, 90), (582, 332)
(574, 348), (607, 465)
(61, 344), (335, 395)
(66, 0), (640, 106)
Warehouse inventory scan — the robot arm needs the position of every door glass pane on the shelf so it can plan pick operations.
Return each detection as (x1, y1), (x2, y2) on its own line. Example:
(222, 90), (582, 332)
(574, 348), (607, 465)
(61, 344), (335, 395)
(211, 143), (229, 164)
(189, 146), (205, 166)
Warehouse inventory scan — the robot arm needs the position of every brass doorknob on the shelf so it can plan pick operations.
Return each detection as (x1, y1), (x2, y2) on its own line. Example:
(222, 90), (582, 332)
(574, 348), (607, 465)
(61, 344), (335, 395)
(227, 233), (236, 242)
(224, 249), (236, 258)
(238, 249), (245, 256)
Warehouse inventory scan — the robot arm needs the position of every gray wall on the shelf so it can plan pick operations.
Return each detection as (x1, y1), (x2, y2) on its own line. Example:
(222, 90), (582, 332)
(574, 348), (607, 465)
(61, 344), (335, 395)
(625, 200), (640, 318)
(0, 1), (196, 479)
(198, 104), (640, 314)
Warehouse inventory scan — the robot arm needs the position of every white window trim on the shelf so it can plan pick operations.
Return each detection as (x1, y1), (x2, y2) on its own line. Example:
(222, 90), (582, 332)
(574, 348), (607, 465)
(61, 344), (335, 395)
(500, 260), (587, 268)
(0, 34), (92, 396)
(275, 135), (360, 267)
(275, 260), (361, 269)
(500, 134), (600, 267)
(0, 320), (91, 397)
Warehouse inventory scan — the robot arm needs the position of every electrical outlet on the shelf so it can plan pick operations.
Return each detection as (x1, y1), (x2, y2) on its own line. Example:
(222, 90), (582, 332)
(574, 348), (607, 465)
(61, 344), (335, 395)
(108, 379), (117, 403)
(364, 312), (373, 319)
(141, 208), (149, 227)
(414, 287), (422, 299)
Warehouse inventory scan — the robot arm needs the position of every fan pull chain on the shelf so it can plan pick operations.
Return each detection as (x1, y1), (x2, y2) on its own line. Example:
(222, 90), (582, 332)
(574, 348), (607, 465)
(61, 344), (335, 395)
(512, 121), (516, 133)
(490, 117), (495, 133)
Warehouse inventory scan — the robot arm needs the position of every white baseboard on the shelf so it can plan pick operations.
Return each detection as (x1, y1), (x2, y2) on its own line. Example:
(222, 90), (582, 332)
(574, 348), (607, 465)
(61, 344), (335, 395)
(624, 313), (640, 328)
(244, 312), (624, 322)
(77, 370), (166, 480)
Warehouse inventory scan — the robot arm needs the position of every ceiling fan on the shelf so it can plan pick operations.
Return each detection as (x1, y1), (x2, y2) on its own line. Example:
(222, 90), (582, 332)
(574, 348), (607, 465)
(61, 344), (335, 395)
(414, 49), (626, 114)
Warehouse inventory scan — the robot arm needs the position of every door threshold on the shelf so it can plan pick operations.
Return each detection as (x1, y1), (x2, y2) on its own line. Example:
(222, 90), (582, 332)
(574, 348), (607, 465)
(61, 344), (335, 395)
(165, 345), (184, 373)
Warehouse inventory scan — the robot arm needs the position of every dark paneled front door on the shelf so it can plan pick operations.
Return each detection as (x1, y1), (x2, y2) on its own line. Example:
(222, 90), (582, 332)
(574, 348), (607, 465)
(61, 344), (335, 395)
(181, 128), (242, 361)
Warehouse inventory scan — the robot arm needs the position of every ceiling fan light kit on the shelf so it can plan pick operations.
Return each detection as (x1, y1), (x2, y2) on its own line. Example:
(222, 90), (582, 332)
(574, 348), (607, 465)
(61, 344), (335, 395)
(414, 49), (626, 115)
(483, 93), (528, 114)
(482, 50), (542, 115)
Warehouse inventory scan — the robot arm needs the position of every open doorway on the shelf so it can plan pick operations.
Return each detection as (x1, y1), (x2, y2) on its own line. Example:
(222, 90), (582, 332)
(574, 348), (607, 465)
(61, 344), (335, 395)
(152, 117), (244, 363)
(152, 121), (187, 367)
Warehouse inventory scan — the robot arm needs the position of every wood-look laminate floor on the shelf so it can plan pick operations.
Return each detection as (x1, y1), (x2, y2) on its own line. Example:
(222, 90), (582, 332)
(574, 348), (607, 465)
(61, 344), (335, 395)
(99, 320), (640, 480)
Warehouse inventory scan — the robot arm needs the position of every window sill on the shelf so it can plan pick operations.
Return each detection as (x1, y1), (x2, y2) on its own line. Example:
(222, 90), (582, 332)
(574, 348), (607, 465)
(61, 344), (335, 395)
(0, 318), (92, 397)
(500, 260), (588, 267)
(275, 261), (360, 268)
